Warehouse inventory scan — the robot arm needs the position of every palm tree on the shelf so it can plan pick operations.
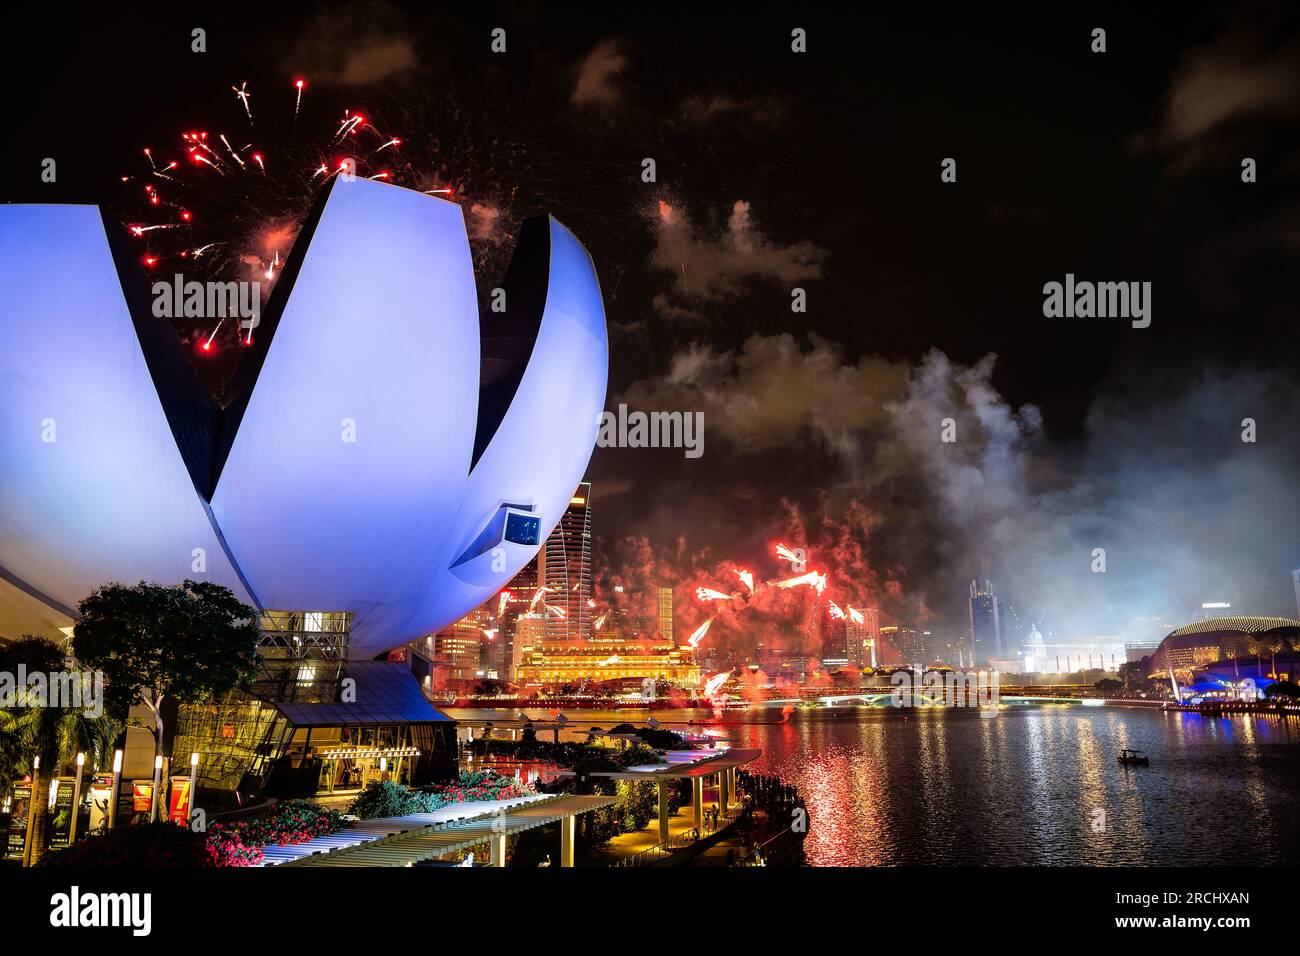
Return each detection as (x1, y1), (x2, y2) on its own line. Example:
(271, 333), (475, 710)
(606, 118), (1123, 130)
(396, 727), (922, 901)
(0, 635), (123, 865)
(1267, 637), (1287, 680)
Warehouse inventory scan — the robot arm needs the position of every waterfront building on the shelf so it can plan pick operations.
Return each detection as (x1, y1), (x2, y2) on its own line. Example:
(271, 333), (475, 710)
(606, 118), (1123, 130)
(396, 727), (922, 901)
(172, 610), (457, 798)
(1124, 641), (1161, 663)
(516, 633), (701, 690)
(968, 580), (1003, 665)
(658, 586), (675, 644)
(1151, 616), (1300, 680)
(0, 185), (607, 659)
(821, 604), (850, 668)
(1019, 624), (1048, 673)
(542, 484), (593, 643)
(881, 624), (924, 666)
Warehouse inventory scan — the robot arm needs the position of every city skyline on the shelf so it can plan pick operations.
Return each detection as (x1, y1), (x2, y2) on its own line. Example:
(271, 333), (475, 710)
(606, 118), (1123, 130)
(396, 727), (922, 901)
(1, 2), (1299, 912)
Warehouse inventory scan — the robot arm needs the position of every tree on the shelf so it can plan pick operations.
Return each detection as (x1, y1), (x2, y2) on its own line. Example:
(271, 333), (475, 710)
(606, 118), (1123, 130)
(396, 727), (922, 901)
(1264, 680), (1300, 700)
(72, 580), (261, 760)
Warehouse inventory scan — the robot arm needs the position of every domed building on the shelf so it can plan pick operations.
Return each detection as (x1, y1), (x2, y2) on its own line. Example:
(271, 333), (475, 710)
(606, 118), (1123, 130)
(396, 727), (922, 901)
(0, 181), (608, 796)
(1151, 616), (1300, 679)
(0, 179), (608, 658)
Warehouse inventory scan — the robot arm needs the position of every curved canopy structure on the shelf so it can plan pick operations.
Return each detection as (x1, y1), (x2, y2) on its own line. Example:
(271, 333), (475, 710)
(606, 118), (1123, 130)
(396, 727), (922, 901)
(0, 179), (607, 657)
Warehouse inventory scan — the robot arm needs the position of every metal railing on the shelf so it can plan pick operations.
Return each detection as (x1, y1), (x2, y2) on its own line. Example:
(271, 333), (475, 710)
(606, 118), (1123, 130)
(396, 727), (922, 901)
(611, 811), (730, 867)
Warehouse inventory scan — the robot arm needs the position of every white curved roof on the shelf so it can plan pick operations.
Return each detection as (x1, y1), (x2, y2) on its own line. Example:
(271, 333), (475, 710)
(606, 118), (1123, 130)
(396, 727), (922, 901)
(0, 182), (607, 657)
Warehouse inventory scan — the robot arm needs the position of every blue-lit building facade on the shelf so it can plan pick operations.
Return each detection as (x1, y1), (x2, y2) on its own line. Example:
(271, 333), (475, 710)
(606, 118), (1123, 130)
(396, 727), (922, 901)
(0, 179), (608, 795)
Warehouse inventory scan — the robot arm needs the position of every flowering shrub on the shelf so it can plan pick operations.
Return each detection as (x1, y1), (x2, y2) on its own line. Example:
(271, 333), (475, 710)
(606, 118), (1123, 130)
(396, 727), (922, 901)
(346, 780), (421, 819)
(348, 771), (535, 819)
(203, 832), (265, 867)
(206, 799), (345, 863)
(435, 770), (533, 805)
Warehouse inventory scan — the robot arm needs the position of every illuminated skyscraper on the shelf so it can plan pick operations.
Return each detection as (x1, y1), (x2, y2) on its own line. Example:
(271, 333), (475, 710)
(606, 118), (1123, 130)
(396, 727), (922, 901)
(821, 604), (849, 667)
(846, 607), (880, 668)
(492, 556), (539, 681)
(542, 483), (593, 642)
(881, 624), (923, 665)
(512, 613), (547, 679)
(969, 580), (1003, 665)
(657, 586), (674, 644)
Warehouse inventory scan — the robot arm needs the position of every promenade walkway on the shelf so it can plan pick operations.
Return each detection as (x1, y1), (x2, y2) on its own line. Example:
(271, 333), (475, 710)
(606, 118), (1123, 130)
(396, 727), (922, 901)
(257, 794), (550, 866)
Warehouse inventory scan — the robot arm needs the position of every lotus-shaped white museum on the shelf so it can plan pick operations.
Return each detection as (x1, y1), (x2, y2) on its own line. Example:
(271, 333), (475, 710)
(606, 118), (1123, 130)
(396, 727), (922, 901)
(0, 178), (607, 656)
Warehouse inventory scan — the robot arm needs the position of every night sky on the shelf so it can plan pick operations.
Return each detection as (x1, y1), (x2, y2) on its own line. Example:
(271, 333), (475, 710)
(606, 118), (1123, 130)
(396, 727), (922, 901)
(5, 3), (1298, 654)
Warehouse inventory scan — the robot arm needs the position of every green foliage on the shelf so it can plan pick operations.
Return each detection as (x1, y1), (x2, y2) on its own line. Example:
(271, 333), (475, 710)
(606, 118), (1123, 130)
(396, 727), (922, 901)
(1264, 680), (1300, 699)
(606, 723), (684, 750)
(347, 772), (535, 819)
(0, 636), (123, 799)
(618, 743), (667, 768)
(72, 580), (261, 741)
(347, 780), (421, 819)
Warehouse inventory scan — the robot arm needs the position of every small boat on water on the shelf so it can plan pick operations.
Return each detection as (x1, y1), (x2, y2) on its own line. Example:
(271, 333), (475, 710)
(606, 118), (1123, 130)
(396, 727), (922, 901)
(1116, 748), (1150, 766)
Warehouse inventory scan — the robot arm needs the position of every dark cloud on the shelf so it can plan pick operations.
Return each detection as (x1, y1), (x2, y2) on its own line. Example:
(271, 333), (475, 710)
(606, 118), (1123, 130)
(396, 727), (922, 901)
(607, 340), (1300, 650)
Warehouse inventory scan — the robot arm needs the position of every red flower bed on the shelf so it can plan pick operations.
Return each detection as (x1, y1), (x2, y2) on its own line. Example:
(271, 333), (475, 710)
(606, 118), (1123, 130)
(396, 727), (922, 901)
(206, 800), (345, 864)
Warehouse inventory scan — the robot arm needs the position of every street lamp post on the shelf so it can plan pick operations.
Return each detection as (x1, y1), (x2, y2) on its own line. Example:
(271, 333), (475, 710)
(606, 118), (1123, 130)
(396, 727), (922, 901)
(149, 754), (163, 823)
(68, 753), (85, 843)
(107, 749), (123, 831)
(22, 755), (39, 868)
(187, 752), (199, 829)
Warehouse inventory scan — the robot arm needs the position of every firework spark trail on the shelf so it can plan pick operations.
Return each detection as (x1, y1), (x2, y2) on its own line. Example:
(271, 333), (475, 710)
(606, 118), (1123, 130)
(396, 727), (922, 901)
(703, 672), (729, 697)
(219, 134), (247, 168)
(774, 543), (804, 566)
(695, 586), (733, 602)
(598, 655), (620, 666)
(191, 152), (225, 175)
(828, 601), (846, 620)
(481, 628), (498, 641)
(735, 568), (754, 592)
(593, 612), (608, 631)
(123, 78), (559, 359)
(687, 618), (714, 649)
(848, 606), (865, 624)
(334, 111), (365, 141)
(545, 604), (567, 619)
(201, 319), (224, 352)
(232, 82), (252, 123)
(529, 587), (552, 612)
(497, 591), (512, 617)
(771, 570), (828, 594)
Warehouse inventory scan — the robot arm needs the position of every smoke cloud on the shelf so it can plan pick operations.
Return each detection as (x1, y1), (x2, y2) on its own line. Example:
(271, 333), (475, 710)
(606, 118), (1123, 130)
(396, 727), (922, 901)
(609, 336), (1300, 657)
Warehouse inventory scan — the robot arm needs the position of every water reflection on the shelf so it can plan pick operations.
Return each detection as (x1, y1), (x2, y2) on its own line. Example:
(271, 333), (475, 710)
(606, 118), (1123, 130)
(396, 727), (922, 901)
(446, 705), (1300, 866)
